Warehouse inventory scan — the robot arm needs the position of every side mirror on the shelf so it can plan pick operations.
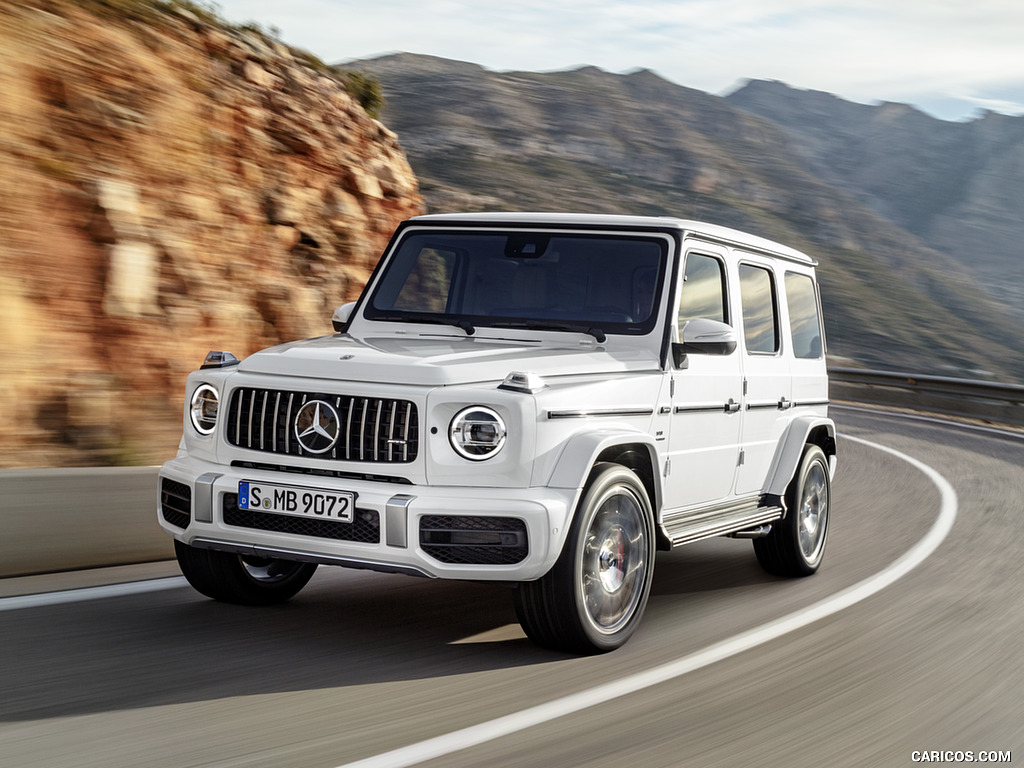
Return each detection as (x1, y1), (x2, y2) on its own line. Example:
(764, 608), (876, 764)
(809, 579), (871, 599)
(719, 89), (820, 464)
(672, 318), (737, 367)
(332, 302), (356, 333)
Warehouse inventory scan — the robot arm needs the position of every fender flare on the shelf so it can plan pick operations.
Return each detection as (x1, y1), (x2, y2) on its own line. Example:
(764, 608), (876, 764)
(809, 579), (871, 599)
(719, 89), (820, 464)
(545, 427), (663, 513)
(762, 415), (837, 498)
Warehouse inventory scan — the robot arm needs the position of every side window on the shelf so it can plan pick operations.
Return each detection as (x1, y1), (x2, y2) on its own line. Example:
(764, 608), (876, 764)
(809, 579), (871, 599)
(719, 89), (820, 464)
(739, 264), (780, 354)
(677, 253), (727, 339)
(785, 272), (824, 359)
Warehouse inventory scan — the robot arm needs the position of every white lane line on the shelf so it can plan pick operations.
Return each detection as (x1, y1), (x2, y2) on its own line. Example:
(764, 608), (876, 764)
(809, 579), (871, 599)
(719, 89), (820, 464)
(335, 435), (958, 768)
(0, 577), (188, 612)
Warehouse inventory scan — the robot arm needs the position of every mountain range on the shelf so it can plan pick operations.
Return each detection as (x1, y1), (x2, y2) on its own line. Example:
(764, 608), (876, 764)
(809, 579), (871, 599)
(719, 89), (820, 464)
(346, 53), (1024, 382)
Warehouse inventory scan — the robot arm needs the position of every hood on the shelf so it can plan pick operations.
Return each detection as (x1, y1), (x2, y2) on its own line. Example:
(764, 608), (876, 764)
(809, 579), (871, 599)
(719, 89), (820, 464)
(237, 333), (660, 387)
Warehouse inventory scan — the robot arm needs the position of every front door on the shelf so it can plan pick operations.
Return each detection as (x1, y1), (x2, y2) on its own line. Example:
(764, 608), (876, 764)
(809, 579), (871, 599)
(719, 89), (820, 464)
(662, 248), (743, 513)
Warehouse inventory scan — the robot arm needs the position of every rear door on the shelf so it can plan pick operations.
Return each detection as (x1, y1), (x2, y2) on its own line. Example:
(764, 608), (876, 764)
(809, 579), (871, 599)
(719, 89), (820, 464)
(733, 257), (792, 495)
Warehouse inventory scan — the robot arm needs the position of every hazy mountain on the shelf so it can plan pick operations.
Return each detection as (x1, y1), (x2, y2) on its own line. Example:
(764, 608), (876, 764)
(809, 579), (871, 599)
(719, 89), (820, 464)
(345, 53), (1024, 382)
(726, 79), (1024, 314)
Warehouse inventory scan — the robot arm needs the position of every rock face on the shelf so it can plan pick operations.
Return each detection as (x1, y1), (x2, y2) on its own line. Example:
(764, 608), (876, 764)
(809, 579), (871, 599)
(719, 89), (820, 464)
(0, 2), (422, 467)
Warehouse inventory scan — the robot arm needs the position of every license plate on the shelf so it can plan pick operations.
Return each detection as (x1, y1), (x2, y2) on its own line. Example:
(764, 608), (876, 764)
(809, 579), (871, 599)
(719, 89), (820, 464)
(238, 481), (355, 523)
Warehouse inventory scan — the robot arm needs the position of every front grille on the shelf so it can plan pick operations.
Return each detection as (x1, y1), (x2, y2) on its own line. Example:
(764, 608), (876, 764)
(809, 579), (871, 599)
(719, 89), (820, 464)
(226, 388), (418, 464)
(161, 478), (191, 529)
(223, 493), (380, 543)
(420, 515), (529, 565)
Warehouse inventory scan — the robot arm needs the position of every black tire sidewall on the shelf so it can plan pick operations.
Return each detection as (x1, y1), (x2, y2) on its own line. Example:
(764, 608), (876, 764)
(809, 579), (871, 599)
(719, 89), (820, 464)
(175, 541), (316, 605)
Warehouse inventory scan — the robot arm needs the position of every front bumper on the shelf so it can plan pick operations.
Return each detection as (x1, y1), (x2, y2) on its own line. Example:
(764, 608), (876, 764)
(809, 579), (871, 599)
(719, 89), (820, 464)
(158, 455), (575, 581)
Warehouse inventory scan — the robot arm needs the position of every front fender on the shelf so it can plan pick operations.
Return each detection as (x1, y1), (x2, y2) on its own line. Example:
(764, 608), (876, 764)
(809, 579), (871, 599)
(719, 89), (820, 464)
(544, 427), (662, 511)
(762, 415), (837, 497)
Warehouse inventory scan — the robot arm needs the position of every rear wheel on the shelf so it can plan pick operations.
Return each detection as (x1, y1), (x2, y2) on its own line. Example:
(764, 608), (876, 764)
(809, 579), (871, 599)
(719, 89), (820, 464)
(515, 463), (655, 654)
(754, 444), (830, 577)
(175, 540), (317, 605)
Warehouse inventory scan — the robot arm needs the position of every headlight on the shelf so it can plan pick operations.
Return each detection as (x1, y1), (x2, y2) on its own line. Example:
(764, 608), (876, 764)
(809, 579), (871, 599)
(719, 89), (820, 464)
(449, 406), (506, 460)
(189, 384), (219, 435)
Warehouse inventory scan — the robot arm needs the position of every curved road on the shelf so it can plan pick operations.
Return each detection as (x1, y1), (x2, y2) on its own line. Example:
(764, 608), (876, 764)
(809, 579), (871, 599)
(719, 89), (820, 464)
(1, 408), (1021, 767)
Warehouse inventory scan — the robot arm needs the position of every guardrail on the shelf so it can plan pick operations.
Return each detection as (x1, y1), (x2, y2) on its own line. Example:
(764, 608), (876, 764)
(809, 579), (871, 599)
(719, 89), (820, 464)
(829, 367), (1024, 427)
(0, 466), (170, 578)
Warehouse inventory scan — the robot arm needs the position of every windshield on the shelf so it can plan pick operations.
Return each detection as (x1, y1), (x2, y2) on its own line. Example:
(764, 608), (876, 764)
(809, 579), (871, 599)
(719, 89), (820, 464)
(365, 229), (668, 336)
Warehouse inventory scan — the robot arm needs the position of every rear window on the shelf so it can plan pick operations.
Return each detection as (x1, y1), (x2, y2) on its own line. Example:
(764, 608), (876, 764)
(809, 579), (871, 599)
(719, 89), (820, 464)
(785, 272), (824, 359)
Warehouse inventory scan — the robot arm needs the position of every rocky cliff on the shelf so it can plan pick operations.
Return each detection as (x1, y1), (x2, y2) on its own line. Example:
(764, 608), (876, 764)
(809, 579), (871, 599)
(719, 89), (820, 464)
(0, 1), (423, 467)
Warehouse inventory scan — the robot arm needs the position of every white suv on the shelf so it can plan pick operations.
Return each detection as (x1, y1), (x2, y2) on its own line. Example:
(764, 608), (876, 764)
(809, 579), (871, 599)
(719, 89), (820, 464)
(159, 213), (836, 653)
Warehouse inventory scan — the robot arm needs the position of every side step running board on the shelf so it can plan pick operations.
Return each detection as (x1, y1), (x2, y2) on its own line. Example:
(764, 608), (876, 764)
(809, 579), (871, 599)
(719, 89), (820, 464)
(660, 506), (783, 548)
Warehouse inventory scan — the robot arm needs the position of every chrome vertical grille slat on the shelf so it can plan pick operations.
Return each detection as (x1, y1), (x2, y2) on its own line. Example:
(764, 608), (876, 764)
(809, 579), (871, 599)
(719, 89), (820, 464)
(359, 398), (368, 461)
(246, 390), (256, 448)
(403, 402), (411, 462)
(285, 392), (294, 454)
(373, 401), (382, 462)
(226, 387), (418, 464)
(259, 391), (268, 450)
(387, 401), (398, 461)
(272, 392), (281, 452)
(345, 396), (354, 460)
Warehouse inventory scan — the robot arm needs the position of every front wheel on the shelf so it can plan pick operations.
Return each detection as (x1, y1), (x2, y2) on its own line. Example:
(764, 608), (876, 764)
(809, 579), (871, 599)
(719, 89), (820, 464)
(175, 540), (317, 605)
(515, 463), (656, 654)
(754, 444), (830, 577)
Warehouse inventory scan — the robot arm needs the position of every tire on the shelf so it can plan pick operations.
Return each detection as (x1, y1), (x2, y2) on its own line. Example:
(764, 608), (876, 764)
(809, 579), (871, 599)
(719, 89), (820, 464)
(515, 463), (656, 654)
(174, 540), (317, 605)
(754, 444), (830, 577)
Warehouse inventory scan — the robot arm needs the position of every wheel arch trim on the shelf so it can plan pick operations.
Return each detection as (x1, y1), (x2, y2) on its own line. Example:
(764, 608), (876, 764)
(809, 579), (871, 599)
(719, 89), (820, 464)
(762, 415), (837, 497)
(545, 429), (662, 514)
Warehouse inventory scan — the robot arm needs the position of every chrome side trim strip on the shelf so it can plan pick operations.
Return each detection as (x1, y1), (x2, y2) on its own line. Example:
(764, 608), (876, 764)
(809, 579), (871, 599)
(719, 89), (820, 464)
(674, 403), (728, 414)
(547, 408), (655, 419)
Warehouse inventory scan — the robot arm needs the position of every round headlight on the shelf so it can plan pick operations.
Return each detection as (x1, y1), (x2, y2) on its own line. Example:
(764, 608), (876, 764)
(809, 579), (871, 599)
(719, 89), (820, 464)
(449, 406), (506, 461)
(190, 384), (219, 435)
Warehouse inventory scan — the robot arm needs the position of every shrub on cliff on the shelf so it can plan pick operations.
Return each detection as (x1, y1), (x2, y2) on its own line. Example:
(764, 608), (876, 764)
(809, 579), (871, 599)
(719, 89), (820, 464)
(339, 70), (385, 119)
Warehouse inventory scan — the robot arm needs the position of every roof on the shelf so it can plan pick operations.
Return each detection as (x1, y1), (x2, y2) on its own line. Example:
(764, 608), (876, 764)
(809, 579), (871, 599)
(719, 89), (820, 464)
(408, 212), (817, 266)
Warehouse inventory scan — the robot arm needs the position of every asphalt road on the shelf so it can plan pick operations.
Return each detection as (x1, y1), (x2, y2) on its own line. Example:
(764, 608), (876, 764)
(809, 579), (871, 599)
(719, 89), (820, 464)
(1, 407), (1021, 768)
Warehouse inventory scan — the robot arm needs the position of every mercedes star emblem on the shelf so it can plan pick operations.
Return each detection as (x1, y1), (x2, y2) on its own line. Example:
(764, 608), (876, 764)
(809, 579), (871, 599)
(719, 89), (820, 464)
(294, 399), (341, 454)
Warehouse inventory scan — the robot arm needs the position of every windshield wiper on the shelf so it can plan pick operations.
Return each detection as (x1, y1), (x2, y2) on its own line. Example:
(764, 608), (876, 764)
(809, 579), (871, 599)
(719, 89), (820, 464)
(370, 313), (475, 335)
(490, 321), (606, 343)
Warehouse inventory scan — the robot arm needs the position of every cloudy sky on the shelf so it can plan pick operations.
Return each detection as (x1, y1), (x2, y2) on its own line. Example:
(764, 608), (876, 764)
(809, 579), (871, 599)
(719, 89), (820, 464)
(212, 0), (1024, 122)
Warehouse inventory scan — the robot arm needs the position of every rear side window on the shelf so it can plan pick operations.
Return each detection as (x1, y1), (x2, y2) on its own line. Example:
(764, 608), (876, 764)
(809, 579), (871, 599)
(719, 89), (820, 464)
(785, 272), (824, 359)
(678, 252), (727, 336)
(739, 264), (779, 354)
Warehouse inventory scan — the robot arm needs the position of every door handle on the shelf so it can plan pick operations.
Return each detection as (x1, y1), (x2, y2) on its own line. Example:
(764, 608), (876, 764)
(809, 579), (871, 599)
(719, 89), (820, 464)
(725, 398), (741, 413)
(778, 397), (792, 410)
